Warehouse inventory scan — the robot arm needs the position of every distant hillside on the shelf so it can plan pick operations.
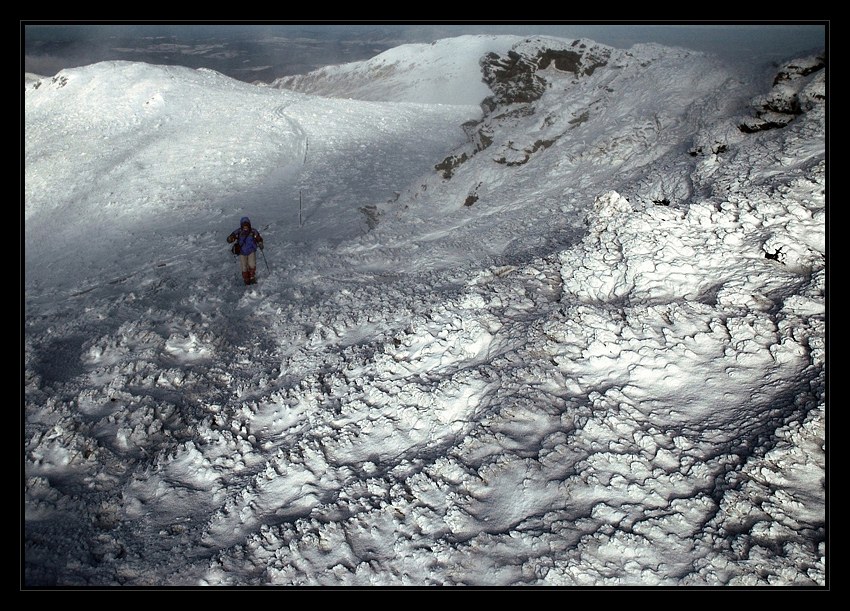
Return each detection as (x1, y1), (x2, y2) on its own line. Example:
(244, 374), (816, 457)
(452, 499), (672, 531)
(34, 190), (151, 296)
(267, 35), (524, 105)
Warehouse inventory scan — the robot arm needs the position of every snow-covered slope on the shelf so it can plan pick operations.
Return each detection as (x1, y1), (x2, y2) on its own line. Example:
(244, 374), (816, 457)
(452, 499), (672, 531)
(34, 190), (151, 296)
(268, 35), (522, 105)
(24, 60), (480, 292)
(24, 37), (826, 587)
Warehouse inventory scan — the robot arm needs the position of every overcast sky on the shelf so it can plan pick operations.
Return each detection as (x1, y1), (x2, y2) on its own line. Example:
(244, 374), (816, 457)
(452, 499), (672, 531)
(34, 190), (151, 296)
(24, 22), (827, 81)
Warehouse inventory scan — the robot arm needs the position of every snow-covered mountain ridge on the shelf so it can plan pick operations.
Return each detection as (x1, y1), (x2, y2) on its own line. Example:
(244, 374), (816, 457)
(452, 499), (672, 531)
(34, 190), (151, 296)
(24, 36), (826, 586)
(352, 37), (762, 259)
(267, 35), (523, 105)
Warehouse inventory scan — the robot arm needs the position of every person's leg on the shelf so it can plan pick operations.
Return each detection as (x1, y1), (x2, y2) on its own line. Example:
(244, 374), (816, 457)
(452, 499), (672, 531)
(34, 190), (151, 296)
(240, 255), (251, 284)
(247, 252), (257, 284)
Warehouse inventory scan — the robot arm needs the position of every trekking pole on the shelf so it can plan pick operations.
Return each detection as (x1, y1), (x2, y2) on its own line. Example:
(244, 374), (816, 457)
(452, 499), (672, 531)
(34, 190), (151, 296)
(234, 251), (242, 284)
(260, 247), (270, 272)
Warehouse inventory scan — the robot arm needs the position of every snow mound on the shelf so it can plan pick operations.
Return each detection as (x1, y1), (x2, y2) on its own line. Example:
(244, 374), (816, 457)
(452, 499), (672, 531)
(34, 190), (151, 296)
(25, 61), (308, 226)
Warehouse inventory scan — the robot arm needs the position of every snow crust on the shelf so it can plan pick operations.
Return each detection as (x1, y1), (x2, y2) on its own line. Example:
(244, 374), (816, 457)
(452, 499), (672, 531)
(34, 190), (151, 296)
(24, 36), (825, 587)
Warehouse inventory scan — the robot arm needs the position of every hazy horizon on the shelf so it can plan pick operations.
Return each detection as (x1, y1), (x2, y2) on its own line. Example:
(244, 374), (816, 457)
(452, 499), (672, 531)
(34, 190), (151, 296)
(23, 22), (827, 83)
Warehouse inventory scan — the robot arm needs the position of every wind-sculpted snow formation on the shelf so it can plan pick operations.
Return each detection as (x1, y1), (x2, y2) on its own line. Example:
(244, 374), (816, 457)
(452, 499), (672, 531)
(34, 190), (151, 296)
(24, 37), (825, 586)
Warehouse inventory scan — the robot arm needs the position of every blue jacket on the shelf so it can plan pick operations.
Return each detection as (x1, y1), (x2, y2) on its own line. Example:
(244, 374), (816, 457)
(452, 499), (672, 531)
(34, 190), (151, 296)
(227, 217), (263, 255)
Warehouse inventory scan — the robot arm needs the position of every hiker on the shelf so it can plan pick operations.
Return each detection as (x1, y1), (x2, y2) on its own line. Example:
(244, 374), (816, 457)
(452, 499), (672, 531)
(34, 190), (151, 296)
(227, 216), (264, 285)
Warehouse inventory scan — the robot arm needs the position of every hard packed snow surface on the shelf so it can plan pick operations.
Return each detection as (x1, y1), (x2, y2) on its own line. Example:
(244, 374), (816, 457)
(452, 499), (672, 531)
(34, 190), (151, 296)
(24, 36), (826, 587)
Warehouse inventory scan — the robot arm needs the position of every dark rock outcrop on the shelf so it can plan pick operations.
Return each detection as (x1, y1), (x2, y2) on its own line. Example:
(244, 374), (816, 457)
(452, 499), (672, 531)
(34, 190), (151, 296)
(739, 52), (825, 133)
(480, 39), (610, 110)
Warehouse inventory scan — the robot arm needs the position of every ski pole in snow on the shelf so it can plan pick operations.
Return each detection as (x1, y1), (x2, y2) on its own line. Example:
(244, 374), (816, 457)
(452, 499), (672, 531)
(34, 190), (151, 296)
(229, 244), (244, 283)
(259, 246), (270, 272)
